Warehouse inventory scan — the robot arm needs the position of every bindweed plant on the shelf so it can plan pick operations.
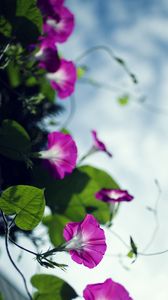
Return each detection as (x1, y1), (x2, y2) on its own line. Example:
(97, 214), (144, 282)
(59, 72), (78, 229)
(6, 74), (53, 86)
(1, 1), (161, 299)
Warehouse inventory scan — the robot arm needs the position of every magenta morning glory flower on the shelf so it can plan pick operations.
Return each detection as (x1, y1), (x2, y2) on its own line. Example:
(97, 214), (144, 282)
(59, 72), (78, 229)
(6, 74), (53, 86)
(43, 6), (75, 44)
(37, 0), (64, 17)
(63, 214), (107, 268)
(35, 43), (60, 73)
(46, 58), (77, 99)
(95, 189), (134, 203)
(91, 130), (112, 157)
(38, 131), (77, 179)
(83, 278), (133, 300)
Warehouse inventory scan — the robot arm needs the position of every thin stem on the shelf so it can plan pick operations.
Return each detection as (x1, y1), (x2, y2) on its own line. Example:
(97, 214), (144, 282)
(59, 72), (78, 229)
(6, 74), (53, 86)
(108, 220), (168, 258)
(78, 146), (97, 165)
(75, 45), (137, 84)
(79, 76), (168, 116)
(1, 211), (33, 300)
(9, 237), (37, 256)
(109, 228), (130, 249)
(142, 179), (161, 252)
(60, 94), (76, 130)
(41, 244), (66, 258)
(138, 249), (168, 256)
(80, 77), (126, 93)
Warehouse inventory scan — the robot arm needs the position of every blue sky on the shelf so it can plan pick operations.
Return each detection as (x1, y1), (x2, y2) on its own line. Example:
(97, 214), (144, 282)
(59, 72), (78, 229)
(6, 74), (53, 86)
(59, 1), (168, 299)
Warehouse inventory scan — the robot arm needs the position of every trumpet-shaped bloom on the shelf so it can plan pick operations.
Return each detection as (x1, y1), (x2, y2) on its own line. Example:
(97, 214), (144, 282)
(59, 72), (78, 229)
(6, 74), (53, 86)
(43, 7), (75, 44)
(37, 0), (64, 16)
(35, 44), (60, 73)
(63, 214), (107, 268)
(95, 189), (134, 203)
(46, 59), (77, 99)
(39, 131), (77, 179)
(91, 130), (112, 157)
(83, 278), (133, 300)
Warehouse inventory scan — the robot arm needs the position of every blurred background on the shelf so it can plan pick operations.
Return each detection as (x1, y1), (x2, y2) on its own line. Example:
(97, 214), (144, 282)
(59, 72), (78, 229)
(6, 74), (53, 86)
(1, 0), (168, 299)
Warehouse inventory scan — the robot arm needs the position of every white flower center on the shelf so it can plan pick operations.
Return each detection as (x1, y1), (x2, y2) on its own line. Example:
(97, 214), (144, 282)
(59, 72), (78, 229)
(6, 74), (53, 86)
(46, 69), (67, 85)
(109, 191), (120, 199)
(65, 233), (87, 251)
(46, 19), (64, 31)
(39, 145), (63, 162)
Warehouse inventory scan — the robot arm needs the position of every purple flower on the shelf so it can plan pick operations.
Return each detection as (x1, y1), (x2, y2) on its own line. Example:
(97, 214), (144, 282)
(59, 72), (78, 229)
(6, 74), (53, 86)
(37, 0), (64, 17)
(35, 43), (60, 73)
(95, 189), (134, 203)
(43, 6), (75, 44)
(39, 131), (77, 179)
(91, 130), (112, 157)
(83, 278), (133, 300)
(63, 214), (107, 268)
(46, 59), (77, 99)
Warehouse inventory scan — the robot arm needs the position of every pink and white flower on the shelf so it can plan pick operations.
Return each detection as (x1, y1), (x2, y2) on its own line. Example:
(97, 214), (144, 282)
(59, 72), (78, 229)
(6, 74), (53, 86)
(83, 278), (133, 300)
(63, 214), (107, 268)
(95, 189), (134, 203)
(38, 131), (77, 179)
(35, 43), (60, 73)
(46, 58), (77, 99)
(91, 130), (112, 157)
(37, 0), (64, 17)
(43, 6), (75, 44)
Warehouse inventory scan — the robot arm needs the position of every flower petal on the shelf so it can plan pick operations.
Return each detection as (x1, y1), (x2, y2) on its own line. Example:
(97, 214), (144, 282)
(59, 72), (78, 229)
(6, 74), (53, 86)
(43, 6), (75, 43)
(63, 214), (107, 268)
(95, 189), (134, 203)
(46, 59), (77, 99)
(91, 130), (112, 157)
(83, 278), (133, 300)
(39, 131), (77, 179)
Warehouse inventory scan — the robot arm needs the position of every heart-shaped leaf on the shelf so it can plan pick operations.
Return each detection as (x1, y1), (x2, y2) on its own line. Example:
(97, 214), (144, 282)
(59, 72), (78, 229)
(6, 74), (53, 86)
(31, 274), (77, 300)
(0, 185), (45, 230)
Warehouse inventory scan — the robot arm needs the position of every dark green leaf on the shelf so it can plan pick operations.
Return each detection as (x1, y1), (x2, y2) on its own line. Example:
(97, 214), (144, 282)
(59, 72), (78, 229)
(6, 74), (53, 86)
(0, 119), (31, 161)
(31, 274), (77, 300)
(130, 236), (138, 257)
(14, 0), (42, 45)
(0, 16), (12, 38)
(7, 61), (21, 87)
(12, 16), (40, 46)
(32, 164), (120, 224)
(0, 0), (42, 46)
(0, 292), (4, 300)
(43, 214), (71, 246)
(0, 185), (45, 230)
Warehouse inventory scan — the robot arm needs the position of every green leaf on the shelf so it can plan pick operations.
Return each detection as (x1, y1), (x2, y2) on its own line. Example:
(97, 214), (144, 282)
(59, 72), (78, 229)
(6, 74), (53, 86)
(7, 61), (21, 87)
(0, 185), (45, 230)
(117, 94), (129, 106)
(0, 0), (42, 46)
(43, 214), (71, 246)
(0, 292), (4, 300)
(0, 16), (12, 38)
(32, 165), (120, 225)
(31, 274), (77, 300)
(40, 78), (55, 102)
(14, 0), (42, 46)
(0, 119), (31, 161)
